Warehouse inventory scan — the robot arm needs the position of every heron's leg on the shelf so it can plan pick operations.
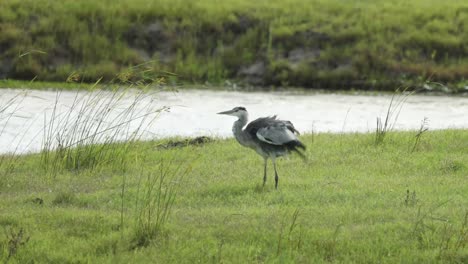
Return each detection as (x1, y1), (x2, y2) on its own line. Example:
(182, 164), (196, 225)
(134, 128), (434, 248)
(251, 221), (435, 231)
(263, 158), (267, 186)
(273, 159), (279, 189)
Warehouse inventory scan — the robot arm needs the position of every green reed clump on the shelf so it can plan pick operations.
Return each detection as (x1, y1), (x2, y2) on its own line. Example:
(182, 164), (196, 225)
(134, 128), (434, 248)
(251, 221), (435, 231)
(0, 93), (26, 180)
(130, 159), (189, 248)
(40, 88), (164, 174)
(276, 209), (303, 257)
(375, 90), (412, 145)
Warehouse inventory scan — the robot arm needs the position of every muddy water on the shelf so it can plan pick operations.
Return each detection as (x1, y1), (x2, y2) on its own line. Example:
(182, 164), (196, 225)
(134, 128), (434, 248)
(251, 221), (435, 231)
(1, 88), (467, 154)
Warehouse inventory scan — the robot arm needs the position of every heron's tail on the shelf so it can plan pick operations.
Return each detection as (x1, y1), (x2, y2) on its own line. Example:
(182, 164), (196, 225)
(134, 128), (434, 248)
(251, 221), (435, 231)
(285, 140), (307, 161)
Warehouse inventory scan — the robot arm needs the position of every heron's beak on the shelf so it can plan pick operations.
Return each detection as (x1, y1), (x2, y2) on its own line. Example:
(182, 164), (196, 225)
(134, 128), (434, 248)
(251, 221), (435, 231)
(217, 110), (234, 115)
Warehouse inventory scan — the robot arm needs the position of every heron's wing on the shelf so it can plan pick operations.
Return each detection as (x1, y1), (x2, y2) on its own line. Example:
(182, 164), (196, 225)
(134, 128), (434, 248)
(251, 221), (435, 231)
(245, 116), (276, 135)
(256, 125), (297, 145)
(246, 116), (300, 145)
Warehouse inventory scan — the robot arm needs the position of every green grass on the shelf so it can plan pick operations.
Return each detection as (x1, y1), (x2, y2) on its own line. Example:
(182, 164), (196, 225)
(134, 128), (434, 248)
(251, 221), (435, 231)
(1, 0), (468, 91)
(1, 130), (467, 263)
(0, 79), (103, 90)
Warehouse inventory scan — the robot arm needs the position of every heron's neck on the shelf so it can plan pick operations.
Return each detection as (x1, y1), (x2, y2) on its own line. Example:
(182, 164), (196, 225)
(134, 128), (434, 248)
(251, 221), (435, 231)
(233, 115), (250, 147)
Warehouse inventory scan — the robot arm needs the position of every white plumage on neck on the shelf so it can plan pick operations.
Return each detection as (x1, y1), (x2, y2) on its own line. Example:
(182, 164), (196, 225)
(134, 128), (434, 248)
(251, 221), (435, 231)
(232, 112), (252, 148)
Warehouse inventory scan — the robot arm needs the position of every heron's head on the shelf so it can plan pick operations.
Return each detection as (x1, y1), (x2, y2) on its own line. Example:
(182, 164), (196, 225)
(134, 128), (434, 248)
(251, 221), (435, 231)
(217, 106), (247, 118)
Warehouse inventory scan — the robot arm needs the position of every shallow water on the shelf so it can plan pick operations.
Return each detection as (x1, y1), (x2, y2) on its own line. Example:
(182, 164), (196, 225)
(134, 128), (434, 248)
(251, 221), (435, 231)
(1, 88), (467, 154)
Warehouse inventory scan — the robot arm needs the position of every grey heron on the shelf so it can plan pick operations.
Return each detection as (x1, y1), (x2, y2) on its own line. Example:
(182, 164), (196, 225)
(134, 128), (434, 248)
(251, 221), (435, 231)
(217, 106), (306, 189)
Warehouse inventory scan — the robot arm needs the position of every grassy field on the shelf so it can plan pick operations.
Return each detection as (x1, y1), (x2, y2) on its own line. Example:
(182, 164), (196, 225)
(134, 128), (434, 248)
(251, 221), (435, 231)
(1, 0), (468, 91)
(1, 130), (467, 263)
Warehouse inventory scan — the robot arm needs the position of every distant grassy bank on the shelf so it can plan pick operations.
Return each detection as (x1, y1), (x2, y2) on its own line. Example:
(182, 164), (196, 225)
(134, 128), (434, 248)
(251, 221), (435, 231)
(1, 0), (468, 92)
(1, 130), (467, 263)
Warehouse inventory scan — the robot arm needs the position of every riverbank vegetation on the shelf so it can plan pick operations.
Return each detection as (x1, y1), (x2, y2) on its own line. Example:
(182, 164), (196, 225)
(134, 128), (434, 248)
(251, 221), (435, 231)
(1, 0), (468, 92)
(1, 129), (467, 263)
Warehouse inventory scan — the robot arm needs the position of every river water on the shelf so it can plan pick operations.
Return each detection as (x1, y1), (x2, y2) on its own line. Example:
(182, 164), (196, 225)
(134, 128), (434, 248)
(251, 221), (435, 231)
(0, 88), (467, 154)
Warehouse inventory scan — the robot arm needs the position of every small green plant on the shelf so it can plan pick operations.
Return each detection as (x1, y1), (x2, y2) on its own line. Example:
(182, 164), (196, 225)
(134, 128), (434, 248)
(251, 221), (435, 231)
(276, 209), (303, 257)
(404, 189), (418, 207)
(52, 191), (77, 206)
(437, 211), (468, 259)
(131, 158), (189, 248)
(311, 223), (343, 262)
(375, 89), (412, 145)
(410, 200), (460, 250)
(2, 227), (30, 262)
(440, 159), (464, 173)
(411, 117), (429, 152)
